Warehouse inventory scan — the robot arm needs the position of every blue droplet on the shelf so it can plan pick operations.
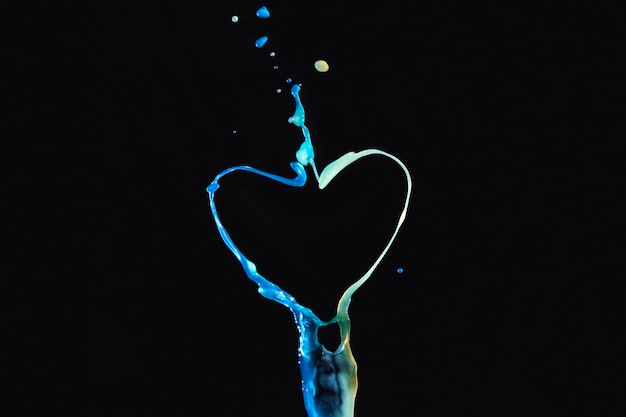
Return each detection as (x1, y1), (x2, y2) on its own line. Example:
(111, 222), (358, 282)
(256, 6), (270, 18)
(255, 36), (268, 48)
(273, 65), (279, 70)
(397, 267), (404, 274)
(286, 78), (292, 83)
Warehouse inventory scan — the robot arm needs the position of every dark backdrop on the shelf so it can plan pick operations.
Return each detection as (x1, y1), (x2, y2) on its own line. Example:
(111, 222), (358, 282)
(7, 1), (622, 416)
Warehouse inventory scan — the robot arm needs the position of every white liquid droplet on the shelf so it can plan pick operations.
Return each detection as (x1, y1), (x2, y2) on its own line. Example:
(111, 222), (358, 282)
(231, 16), (239, 23)
(314, 60), (330, 72)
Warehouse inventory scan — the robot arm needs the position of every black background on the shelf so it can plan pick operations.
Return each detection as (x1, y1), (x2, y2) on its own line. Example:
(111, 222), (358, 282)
(7, 1), (623, 416)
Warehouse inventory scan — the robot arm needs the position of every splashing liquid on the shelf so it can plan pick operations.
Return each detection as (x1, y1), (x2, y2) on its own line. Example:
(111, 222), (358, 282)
(207, 7), (412, 417)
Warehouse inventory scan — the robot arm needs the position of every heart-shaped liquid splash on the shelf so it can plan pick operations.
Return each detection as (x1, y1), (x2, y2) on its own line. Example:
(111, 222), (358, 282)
(207, 83), (411, 417)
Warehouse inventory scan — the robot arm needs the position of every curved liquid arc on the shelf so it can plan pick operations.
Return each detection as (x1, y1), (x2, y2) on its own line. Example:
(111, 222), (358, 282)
(208, 84), (411, 417)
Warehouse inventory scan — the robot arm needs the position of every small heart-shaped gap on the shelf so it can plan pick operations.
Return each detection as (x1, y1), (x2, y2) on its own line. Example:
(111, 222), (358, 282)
(215, 156), (407, 320)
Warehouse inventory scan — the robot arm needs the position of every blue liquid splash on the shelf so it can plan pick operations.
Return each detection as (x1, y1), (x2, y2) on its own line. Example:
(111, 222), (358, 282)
(211, 8), (412, 417)
(207, 85), (412, 417)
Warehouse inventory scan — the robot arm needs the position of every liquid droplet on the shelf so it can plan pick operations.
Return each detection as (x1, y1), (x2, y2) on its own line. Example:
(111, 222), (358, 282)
(231, 15), (239, 23)
(255, 36), (269, 48)
(269, 51), (276, 57)
(314, 59), (330, 73)
(256, 6), (270, 18)
(276, 88), (282, 93)
(273, 65), (279, 70)
(286, 78), (292, 83)
(397, 267), (404, 274)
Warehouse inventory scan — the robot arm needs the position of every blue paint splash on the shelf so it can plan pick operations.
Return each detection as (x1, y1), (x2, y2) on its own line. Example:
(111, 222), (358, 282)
(207, 85), (412, 417)
(209, 8), (413, 417)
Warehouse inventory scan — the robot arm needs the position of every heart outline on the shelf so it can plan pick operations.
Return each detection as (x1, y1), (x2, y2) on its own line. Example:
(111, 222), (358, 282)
(207, 148), (411, 334)
(206, 83), (412, 417)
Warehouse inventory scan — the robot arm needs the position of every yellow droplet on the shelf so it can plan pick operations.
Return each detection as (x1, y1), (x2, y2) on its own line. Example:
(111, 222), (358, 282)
(314, 60), (330, 73)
